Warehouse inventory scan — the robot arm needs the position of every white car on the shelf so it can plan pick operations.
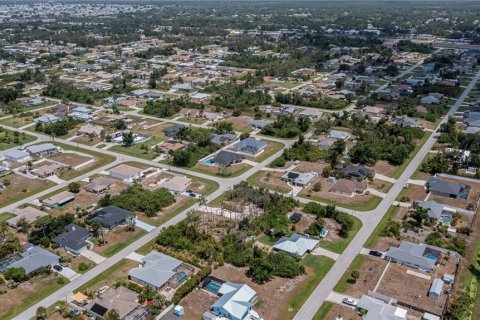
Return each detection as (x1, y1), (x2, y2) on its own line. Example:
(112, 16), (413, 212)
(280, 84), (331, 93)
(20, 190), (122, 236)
(342, 298), (356, 306)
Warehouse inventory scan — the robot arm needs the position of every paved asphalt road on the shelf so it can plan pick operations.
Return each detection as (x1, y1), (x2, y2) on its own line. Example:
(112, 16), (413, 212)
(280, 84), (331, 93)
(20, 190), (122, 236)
(4, 66), (478, 319)
(292, 68), (480, 320)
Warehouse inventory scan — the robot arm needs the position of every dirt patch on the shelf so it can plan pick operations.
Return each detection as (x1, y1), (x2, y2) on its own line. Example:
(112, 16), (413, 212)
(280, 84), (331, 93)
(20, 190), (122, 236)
(194, 162), (250, 177)
(368, 179), (393, 193)
(295, 161), (326, 175)
(252, 171), (291, 193)
(376, 263), (448, 316)
(371, 160), (398, 177)
(91, 227), (145, 256)
(344, 256), (388, 298)
(0, 173), (54, 205)
(221, 116), (253, 132)
(324, 304), (361, 320)
(398, 184), (427, 203)
(47, 190), (99, 216)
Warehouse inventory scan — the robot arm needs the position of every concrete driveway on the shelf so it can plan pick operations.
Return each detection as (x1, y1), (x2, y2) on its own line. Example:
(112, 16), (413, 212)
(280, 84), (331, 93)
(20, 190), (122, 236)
(135, 218), (155, 232)
(56, 267), (80, 281)
(326, 291), (358, 309)
(80, 250), (106, 264)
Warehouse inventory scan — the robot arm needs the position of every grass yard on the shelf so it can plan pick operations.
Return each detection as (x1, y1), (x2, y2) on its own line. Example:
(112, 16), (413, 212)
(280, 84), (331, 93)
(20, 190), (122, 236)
(190, 162), (252, 178)
(318, 216), (362, 254)
(364, 206), (398, 248)
(0, 174), (56, 210)
(108, 136), (164, 160)
(281, 256), (335, 320)
(0, 128), (36, 151)
(0, 274), (69, 320)
(50, 142), (115, 171)
(0, 212), (13, 224)
(249, 141), (285, 163)
(76, 259), (138, 293)
(299, 193), (382, 212)
(313, 301), (334, 320)
(334, 254), (365, 293)
(246, 170), (291, 193)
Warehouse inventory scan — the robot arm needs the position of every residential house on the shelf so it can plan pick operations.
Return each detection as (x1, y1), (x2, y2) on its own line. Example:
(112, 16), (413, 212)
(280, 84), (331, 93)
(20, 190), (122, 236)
(272, 233), (319, 257)
(281, 171), (318, 187)
(248, 119), (272, 129)
(32, 163), (63, 178)
(52, 223), (92, 255)
(317, 137), (337, 150)
(210, 151), (245, 166)
(384, 241), (454, 272)
(158, 176), (191, 195)
(298, 109), (323, 120)
(210, 133), (237, 146)
(7, 206), (48, 228)
(163, 124), (185, 139)
(89, 206), (134, 229)
(156, 141), (185, 155)
(204, 282), (259, 320)
(341, 165), (375, 181)
(85, 286), (149, 320)
(128, 251), (194, 291)
(394, 115), (419, 128)
(363, 106), (385, 117)
(34, 114), (61, 125)
(329, 179), (367, 197)
(4, 149), (31, 163)
(84, 176), (118, 194)
(426, 176), (470, 200)
(26, 143), (59, 157)
(41, 191), (76, 208)
(356, 295), (407, 320)
(109, 164), (144, 182)
(202, 112), (223, 122)
(78, 124), (104, 137)
(231, 138), (267, 157)
(416, 200), (456, 222)
(421, 95), (440, 105)
(3, 244), (59, 275)
(327, 129), (350, 140)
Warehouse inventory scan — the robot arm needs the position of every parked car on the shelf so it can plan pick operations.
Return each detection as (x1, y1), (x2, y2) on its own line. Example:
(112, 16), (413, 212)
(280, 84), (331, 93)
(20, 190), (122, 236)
(369, 250), (382, 257)
(342, 298), (356, 306)
(466, 203), (475, 210)
(53, 265), (63, 272)
(293, 160), (301, 165)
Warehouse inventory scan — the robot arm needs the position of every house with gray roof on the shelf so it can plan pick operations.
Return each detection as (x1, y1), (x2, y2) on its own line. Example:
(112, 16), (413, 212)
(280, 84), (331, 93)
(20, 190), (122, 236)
(231, 138), (267, 156)
(89, 206), (134, 229)
(272, 233), (319, 257)
(394, 115), (419, 128)
(210, 133), (237, 146)
(327, 129), (349, 140)
(356, 295), (407, 320)
(128, 251), (194, 291)
(4, 149), (31, 163)
(26, 143), (59, 157)
(211, 151), (244, 167)
(163, 124), (185, 138)
(341, 165), (375, 181)
(416, 200), (456, 221)
(384, 241), (446, 272)
(52, 223), (92, 255)
(248, 119), (272, 129)
(5, 244), (59, 275)
(426, 176), (470, 200)
(281, 171), (318, 187)
(34, 114), (61, 125)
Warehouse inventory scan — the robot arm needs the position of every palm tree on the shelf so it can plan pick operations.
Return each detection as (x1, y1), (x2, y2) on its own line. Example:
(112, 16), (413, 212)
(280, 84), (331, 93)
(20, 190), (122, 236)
(152, 293), (166, 309)
(35, 306), (47, 320)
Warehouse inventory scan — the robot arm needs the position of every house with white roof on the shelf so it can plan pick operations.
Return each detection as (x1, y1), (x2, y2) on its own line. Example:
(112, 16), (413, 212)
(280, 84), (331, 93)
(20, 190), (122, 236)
(5, 149), (31, 163)
(272, 233), (319, 257)
(204, 282), (259, 320)
(356, 295), (407, 320)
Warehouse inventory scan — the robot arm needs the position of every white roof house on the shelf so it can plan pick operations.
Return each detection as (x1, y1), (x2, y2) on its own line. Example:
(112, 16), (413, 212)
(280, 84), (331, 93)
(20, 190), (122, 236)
(4, 149), (31, 162)
(357, 295), (407, 320)
(272, 233), (319, 257)
(210, 282), (257, 320)
(327, 129), (350, 140)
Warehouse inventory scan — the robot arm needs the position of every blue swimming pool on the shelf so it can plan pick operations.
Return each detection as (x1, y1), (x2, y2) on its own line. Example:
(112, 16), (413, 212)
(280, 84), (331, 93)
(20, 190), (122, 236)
(203, 158), (215, 165)
(426, 254), (438, 260)
(205, 282), (221, 294)
(441, 215), (452, 224)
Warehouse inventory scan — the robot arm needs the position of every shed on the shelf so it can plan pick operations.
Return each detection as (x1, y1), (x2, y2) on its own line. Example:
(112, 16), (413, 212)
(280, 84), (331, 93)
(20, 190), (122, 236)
(428, 278), (444, 300)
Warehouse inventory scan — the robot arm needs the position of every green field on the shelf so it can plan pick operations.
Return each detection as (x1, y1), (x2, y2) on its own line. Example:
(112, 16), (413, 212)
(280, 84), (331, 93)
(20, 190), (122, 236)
(0, 128), (36, 151)
(108, 137), (164, 160)
(319, 216), (362, 254)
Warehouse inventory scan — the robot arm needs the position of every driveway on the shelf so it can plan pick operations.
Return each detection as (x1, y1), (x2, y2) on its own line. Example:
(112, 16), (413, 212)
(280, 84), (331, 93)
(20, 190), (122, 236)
(80, 250), (106, 264)
(326, 291), (358, 309)
(126, 252), (144, 262)
(311, 247), (340, 261)
(56, 267), (80, 281)
(135, 218), (156, 232)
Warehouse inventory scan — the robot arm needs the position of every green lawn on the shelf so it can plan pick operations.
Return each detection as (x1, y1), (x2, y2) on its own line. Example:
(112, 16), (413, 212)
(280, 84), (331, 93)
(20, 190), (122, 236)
(0, 128), (36, 151)
(188, 163), (253, 178)
(281, 256), (335, 320)
(0, 275), (69, 320)
(319, 216), (362, 254)
(103, 230), (148, 257)
(257, 234), (276, 246)
(136, 238), (157, 255)
(76, 259), (130, 293)
(364, 206), (398, 248)
(299, 193), (382, 211)
(252, 141), (285, 162)
(312, 301), (334, 320)
(246, 170), (291, 193)
(108, 136), (164, 160)
(391, 132), (431, 179)
(334, 254), (365, 293)
(0, 212), (13, 224)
